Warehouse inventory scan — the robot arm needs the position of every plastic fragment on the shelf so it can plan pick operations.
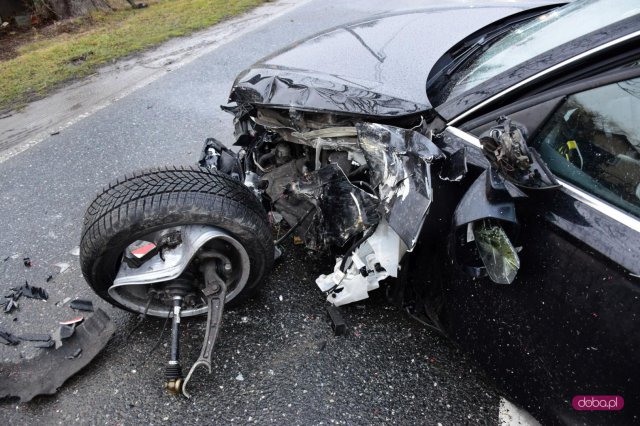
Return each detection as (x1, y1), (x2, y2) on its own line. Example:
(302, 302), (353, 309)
(60, 316), (84, 326)
(326, 305), (347, 336)
(4, 298), (18, 313)
(65, 348), (82, 360)
(70, 299), (94, 312)
(0, 328), (20, 345)
(18, 333), (51, 342)
(22, 282), (49, 300)
(59, 324), (76, 340)
(54, 263), (70, 274)
(473, 220), (520, 284)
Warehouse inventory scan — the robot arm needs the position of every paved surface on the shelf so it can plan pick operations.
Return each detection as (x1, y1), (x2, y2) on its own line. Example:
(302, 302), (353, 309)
(0, 0), (547, 423)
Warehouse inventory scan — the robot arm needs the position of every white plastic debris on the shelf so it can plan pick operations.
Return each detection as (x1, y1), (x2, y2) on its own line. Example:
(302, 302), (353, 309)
(235, 373), (244, 381)
(316, 221), (403, 306)
(55, 262), (70, 274)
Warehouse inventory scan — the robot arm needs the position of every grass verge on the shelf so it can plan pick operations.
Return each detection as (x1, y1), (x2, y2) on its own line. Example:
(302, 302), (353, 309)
(0, 0), (264, 112)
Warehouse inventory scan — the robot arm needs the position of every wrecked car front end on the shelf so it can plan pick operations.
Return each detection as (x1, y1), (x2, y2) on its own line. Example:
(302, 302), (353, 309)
(47, 2), (638, 425)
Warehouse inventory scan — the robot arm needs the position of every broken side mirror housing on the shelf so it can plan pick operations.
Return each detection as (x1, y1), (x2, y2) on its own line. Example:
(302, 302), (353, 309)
(451, 170), (521, 284)
(480, 117), (559, 190)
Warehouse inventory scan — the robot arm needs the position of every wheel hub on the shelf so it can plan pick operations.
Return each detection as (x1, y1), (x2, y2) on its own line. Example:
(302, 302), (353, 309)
(108, 225), (250, 317)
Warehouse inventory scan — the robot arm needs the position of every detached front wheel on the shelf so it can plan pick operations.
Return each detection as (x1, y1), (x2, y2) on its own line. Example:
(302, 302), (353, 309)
(80, 166), (274, 318)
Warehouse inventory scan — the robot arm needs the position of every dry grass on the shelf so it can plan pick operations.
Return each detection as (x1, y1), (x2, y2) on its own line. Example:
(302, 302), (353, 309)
(0, 0), (264, 112)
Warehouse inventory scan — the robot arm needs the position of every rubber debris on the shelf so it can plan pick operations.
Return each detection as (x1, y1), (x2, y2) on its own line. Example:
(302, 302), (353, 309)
(58, 324), (76, 340)
(18, 333), (51, 342)
(8, 281), (49, 301)
(0, 328), (20, 346)
(65, 348), (82, 359)
(21, 282), (49, 300)
(34, 340), (55, 349)
(326, 305), (347, 336)
(0, 309), (115, 402)
(3, 298), (18, 313)
(70, 299), (93, 312)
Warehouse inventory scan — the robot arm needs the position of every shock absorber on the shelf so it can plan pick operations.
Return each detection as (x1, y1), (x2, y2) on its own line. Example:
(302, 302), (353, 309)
(164, 295), (184, 393)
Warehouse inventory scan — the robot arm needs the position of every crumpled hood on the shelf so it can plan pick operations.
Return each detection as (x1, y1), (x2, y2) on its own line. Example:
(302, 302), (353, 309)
(230, 5), (524, 117)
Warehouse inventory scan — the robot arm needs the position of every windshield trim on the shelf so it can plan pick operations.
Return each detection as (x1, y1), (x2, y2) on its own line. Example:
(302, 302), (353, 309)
(447, 29), (640, 126)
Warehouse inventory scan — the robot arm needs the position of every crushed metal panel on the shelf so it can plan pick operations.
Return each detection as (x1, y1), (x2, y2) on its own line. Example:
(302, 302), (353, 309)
(0, 309), (115, 402)
(356, 122), (443, 249)
(230, 68), (427, 117)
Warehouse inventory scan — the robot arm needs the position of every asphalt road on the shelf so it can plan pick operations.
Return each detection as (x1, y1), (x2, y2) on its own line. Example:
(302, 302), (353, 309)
(0, 0), (542, 423)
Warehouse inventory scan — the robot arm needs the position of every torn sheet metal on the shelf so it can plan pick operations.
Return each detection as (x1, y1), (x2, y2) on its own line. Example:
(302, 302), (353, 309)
(0, 309), (115, 402)
(286, 163), (379, 248)
(356, 122), (443, 249)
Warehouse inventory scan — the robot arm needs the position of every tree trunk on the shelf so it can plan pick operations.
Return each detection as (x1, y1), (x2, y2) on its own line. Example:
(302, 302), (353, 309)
(45, 0), (111, 19)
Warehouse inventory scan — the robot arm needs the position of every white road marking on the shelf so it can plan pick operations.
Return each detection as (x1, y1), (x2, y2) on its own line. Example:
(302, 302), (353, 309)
(499, 397), (542, 426)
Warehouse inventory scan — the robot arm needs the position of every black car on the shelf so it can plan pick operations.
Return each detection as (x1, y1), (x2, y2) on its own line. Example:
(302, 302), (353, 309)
(78, 0), (640, 424)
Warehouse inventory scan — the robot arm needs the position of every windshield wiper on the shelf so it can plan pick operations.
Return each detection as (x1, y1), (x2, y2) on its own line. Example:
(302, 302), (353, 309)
(426, 10), (549, 91)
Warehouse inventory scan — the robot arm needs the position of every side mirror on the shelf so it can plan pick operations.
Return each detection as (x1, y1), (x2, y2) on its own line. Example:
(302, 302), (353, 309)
(451, 170), (520, 284)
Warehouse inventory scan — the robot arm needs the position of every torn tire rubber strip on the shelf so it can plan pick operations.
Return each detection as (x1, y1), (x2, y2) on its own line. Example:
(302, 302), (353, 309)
(69, 299), (93, 312)
(0, 308), (115, 402)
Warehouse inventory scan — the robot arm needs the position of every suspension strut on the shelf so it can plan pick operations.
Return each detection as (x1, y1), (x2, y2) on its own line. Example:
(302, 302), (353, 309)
(164, 295), (184, 393)
(162, 259), (228, 396)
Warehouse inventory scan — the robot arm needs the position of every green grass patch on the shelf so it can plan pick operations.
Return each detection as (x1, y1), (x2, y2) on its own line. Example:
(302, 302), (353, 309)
(0, 0), (264, 112)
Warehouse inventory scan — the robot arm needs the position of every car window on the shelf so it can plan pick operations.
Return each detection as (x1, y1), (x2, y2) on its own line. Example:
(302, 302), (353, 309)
(534, 78), (640, 218)
(447, 0), (640, 100)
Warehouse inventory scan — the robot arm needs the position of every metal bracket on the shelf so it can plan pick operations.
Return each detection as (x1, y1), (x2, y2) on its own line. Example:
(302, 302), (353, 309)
(182, 262), (227, 398)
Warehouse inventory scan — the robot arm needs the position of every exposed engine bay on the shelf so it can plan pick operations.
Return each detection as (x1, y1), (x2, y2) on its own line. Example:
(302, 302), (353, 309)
(200, 106), (449, 306)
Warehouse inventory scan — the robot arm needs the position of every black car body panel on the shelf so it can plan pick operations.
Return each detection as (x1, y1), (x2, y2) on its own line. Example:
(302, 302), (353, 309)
(215, 2), (640, 425)
(230, 5), (530, 117)
(431, 128), (640, 426)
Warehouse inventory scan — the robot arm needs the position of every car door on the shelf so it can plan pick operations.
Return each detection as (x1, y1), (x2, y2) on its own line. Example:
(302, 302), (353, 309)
(439, 73), (640, 425)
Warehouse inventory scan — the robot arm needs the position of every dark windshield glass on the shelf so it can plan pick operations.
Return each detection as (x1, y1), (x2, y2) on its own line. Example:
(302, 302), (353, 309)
(444, 0), (640, 100)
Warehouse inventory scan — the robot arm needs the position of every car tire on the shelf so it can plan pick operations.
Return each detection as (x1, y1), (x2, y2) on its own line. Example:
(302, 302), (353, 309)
(80, 166), (274, 314)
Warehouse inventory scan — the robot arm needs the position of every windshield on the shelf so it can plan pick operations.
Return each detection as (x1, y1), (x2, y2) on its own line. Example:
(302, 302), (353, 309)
(445, 0), (640, 100)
